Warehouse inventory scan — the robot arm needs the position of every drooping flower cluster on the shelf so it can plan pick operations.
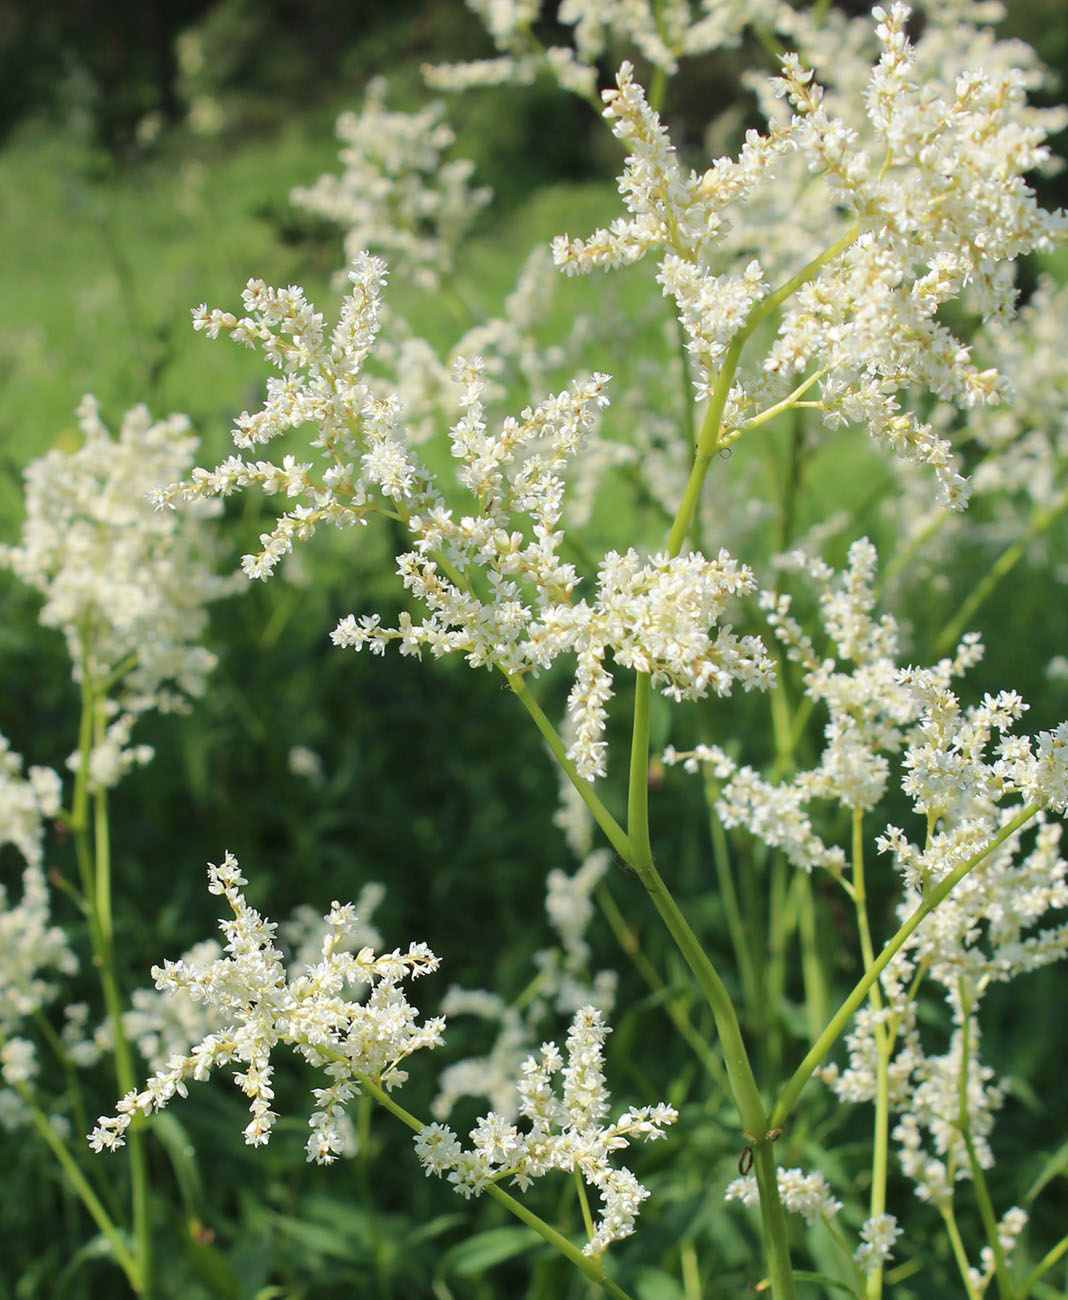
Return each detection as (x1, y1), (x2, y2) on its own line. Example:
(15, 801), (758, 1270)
(1, 397), (231, 716)
(290, 77), (492, 291)
(89, 854), (443, 1165)
(415, 1006), (677, 1258)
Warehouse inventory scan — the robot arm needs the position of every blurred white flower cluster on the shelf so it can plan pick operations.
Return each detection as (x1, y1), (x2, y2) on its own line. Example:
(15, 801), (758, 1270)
(726, 1164), (842, 1227)
(89, 854), (443, 1165)
(415, 1005), (677, 1257)
(431, 848), (617, 1122)
(290, 77), (492, 292)
(0, 735), (73, 1125)
(0, 398), (232, 788)
(423, 0), (776, 94)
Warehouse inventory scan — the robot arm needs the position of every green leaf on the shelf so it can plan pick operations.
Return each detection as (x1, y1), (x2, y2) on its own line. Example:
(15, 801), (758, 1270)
(440, 1226), (542, 1277)
(1026, 1136), (1068, 1204)
(791, 1271), (862, 1297)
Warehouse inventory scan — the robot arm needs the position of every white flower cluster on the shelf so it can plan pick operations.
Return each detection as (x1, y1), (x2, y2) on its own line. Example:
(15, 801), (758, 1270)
(290, 77), (492, 292)
(725, 1165), (842, 1227)
(89, 854), (443, 1165)
(854, 1212), (901, 1273)
(162, 262), (771, 780)
(0, 397), (231, 735)
(666, 538), (1068, 1218)
(551, 3), (1066, 508)
(0, 732), (62, 872)
(669, 538), (1068, 869)
(415, 1006), (677, 1258)
(116, 881), (387, 1078)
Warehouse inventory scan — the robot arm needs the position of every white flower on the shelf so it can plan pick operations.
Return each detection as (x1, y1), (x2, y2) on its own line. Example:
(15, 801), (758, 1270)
(725, 1166), (842, 1226)
(290, 78), (491, 291)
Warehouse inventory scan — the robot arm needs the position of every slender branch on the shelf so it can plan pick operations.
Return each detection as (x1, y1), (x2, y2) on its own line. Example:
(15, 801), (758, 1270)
(1019, 1230), (1068, 1297)
(595, 883), (727, 1086)
(957, 987), (1012, 1298)
(770, 803), (1041, 1129)
(935, 485), (1068, 656)
(627, 673), (654, 865)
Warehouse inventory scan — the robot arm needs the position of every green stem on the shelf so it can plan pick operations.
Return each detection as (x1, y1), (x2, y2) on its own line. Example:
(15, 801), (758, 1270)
(795, 873), (829, 1042)
(17, 1077), (143, 1292)
(957, 988), (1013, 1299)
(70, 651), (153, 1297)
(703, 779), (761, 1015)
(850, 810), (891, 1300)
(935, 485), (1068, 656)
(628, 673), (653, 863)
(356, 1074), (636, 1300)
(505, 670), (632, 863)
(938, 1199), (982, 1300)
(764, 852), (788, 1073)
(1019, 1231), (1068, 1297)
(770, 803), (1041, 1129)
(666, 225), (858, 556)
(595, 884), (726, 1086)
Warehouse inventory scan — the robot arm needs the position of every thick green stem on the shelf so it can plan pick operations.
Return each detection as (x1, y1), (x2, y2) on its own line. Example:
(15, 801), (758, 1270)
(356, 1074), (635, 1300)
(957, 990), (1013, 1298)
(770, 803), (1041, 1129)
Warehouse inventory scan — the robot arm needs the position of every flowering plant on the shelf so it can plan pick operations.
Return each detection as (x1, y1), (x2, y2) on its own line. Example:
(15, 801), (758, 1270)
(3, 2), (1068, 1297)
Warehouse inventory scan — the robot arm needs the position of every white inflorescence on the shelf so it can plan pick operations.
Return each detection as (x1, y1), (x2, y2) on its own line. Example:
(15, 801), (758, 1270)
(1, 398), (230, 717)
(290, 77), (492, 292)
(550, 6), (1066, 509)
(88, 854), (443, 1165)
(725, 1165), (843, 1226)
(415, 1006), (677, 1258)
(161, 261), (773, 782)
